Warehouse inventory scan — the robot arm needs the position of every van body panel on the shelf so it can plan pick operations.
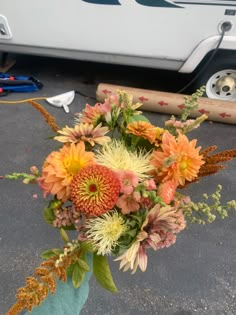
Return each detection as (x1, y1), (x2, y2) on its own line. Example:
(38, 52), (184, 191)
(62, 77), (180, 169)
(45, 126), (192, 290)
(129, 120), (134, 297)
(0, 0), (236, 72)
(179, 35), (236, 72)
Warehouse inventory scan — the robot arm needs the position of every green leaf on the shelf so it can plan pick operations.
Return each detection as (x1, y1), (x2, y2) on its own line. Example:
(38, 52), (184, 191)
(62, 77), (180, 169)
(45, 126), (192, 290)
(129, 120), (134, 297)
(43, 206), (55, 225)
(60, 228), (70, 243)
(77, 258), (90, 272)
(62, 224), (76, 231)
(129, 213), (143, 224)
(40, 248), (63, 259)
(80, 241), (94, 253)
(66, 264), (74, 277)
(127, 228), (138, 238)
(72, 262), (86, 288)
(128, 114), (150, 123)
(93, 254), (118, 293)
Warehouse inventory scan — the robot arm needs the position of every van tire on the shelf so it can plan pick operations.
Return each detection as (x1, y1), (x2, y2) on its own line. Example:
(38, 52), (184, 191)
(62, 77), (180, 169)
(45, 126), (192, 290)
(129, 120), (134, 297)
(192, 54), (236, 101)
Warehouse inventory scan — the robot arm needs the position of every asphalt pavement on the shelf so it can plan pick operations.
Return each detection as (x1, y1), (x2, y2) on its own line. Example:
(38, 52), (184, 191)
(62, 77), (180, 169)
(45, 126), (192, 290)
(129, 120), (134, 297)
(0, 55), (236, 315)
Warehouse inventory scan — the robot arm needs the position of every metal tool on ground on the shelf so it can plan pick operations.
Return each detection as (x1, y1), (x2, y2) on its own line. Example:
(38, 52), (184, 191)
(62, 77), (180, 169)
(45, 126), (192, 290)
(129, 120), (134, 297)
(0, 72), (43, 96)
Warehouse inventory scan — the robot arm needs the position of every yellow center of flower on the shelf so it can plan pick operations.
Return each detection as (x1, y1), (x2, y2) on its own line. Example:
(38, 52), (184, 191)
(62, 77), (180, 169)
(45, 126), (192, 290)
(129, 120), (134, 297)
(179, 160), (188, 170)
(105, 222), (123, 240)
(63, 158), (81, 176)
(85, 211), (127, 255)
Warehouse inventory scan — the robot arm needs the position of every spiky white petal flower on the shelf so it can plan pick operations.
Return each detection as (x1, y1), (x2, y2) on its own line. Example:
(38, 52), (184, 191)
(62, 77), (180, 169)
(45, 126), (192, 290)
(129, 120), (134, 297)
(85, 210), (127, 255)
(95, 140), (154, 180)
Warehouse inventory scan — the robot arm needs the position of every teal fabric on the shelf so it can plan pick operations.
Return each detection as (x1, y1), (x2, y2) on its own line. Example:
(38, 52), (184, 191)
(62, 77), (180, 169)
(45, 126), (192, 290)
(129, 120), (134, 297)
(25, 254), (92, 315)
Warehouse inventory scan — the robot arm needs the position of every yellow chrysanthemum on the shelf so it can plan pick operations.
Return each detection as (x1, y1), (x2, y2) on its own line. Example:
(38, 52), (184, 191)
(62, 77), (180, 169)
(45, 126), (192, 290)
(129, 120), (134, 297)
(85, 210), (127, 255)
(37, 142), (95, 201)
(95, 140), (154, 180)
(150, 131), (204, 186)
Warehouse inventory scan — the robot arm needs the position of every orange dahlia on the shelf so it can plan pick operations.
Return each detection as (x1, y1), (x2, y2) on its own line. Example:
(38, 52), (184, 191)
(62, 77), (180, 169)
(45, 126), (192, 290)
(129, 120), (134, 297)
(150, 131), (204, 186)
(70, 164), (121, 217)
(37, 142), (95, 201)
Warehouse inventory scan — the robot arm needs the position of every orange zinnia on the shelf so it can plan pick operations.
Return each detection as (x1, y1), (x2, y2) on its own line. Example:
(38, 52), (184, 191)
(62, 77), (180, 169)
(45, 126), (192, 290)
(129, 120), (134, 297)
(37, 142), (95, 201)
(150, 131), (204, 186)
(126, 121), (157, 144)
(70, 164), (120, 217)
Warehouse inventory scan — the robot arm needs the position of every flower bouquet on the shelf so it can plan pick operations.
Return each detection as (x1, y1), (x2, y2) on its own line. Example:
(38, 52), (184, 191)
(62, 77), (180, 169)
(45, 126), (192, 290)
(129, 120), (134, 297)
(4, 89), (236, 315)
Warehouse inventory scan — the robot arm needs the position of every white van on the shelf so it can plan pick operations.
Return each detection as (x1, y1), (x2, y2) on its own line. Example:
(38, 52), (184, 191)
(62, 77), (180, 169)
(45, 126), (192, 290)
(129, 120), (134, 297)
(1, 0), (236, 100)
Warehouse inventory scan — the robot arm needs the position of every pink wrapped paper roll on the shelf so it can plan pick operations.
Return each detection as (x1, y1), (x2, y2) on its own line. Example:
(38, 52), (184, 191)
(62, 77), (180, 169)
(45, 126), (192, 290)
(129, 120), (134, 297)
(96, 83), (236, 125)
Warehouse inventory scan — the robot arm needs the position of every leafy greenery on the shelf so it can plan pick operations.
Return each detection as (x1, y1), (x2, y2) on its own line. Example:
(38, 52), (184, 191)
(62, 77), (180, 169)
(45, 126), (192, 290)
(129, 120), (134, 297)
(40, 248), (63, 259)
(181, 86), (205, 121)
(43, 206), (55, 225)
(183, 185), (236, 224)
(72, 261), (86, 288)
(93, 254), (118, 293)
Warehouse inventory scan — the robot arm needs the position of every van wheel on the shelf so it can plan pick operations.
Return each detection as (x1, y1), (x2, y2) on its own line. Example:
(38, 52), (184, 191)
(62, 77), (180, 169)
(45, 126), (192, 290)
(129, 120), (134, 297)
(205, 69), (236, 101)
(192, 54), (236, 101)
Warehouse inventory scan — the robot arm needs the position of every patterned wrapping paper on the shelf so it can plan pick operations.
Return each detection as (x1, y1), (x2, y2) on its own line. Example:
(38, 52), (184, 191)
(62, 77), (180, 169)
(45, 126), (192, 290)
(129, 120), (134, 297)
(96, 83), (236, 124)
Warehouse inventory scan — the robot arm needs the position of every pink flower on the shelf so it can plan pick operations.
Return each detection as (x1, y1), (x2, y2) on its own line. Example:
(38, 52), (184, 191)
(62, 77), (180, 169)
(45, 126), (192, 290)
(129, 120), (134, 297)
(165, 118), (200, 130)
(140, 197), (153, 209)
(115, 231), (148, 273)
(80, 103), (104, 125)
(103, 94), (121, 109)
(115, 204), (186, 273)
(116, 170), (139, 194)
(30, 166), (39, 175)
(99, 101), (112, 114)
(143, 179), (156, 190)
(154, 231), (177, 250)
(116, 192), (141, 214)
(157, 180), (177, 204)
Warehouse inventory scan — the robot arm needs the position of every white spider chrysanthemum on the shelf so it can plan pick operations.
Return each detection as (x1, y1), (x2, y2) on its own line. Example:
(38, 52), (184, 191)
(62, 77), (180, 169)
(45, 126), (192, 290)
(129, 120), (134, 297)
(95, 140), (154, 180)
(85, 211), (127, 256)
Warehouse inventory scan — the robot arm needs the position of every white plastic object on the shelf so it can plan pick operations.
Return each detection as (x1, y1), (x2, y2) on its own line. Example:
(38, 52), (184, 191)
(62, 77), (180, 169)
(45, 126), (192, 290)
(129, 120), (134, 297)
(46, 91), (75, 113)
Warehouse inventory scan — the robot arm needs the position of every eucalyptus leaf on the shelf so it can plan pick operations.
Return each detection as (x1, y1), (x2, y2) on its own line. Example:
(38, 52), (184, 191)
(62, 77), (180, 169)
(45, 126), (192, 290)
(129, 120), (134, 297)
(93, 254), (118, 293)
